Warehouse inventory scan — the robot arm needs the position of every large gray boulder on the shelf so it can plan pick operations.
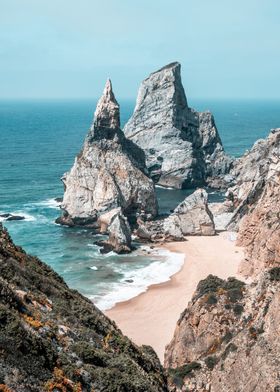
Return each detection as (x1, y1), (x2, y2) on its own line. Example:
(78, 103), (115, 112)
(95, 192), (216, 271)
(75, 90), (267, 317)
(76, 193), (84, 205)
(124, 62), (232, 189)
(107, 211), (132, 254)
(57, 79), (158, 228)
(163, 189), (216, 238)
(137, 189), (215, 242)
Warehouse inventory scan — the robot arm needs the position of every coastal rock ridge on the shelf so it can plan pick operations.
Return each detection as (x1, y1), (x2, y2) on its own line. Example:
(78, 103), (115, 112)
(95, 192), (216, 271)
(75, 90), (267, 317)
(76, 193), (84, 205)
(164, 129), (280, 391)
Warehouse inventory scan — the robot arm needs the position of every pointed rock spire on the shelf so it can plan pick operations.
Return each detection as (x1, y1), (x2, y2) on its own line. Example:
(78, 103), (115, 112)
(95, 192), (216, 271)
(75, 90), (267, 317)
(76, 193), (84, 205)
(123, 62), (232, 189)
(93, 79), (120, 131)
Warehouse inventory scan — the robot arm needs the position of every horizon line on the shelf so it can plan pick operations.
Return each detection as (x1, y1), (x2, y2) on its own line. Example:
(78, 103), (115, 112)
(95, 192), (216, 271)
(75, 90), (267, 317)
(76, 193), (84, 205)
(1, 96), (280, 102)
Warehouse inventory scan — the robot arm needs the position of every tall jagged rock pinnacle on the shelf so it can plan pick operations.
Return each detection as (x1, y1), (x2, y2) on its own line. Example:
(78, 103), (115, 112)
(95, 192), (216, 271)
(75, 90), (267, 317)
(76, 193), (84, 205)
(57, 80), (158, 229)
(90, 79), (120, 137)
(124, 62), (233, 189)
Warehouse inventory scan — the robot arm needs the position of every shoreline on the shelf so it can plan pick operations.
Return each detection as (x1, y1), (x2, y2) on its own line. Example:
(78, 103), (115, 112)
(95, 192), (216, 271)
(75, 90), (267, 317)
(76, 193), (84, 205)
(106, 232), (244, 363)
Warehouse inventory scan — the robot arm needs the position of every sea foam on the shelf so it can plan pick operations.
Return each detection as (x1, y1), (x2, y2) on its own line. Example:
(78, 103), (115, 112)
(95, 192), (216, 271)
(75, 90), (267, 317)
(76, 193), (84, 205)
(92, 248), (185, 311)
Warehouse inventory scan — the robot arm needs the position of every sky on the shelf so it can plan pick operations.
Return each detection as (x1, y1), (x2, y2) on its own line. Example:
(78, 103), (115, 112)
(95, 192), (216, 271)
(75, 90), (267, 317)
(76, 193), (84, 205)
(1, 0), (280, 100)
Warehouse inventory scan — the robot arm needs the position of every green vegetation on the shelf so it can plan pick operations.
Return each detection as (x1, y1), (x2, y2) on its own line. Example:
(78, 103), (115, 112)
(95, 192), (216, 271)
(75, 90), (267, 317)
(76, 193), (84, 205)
(233, 304), (244, 315)
(195, 275), (246, 304)
(268, 267), (280, 281)
(221, 343), (238, 360)
(222, 331), (233, 344)
(205, 356), (219, 370)
(169, 362), (202, 388)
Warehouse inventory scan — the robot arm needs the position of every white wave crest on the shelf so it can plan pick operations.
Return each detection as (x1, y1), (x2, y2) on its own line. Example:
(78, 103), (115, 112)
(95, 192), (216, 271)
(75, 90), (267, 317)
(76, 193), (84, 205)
(91, 248), (184, 311)
(34, 198), (61, 209)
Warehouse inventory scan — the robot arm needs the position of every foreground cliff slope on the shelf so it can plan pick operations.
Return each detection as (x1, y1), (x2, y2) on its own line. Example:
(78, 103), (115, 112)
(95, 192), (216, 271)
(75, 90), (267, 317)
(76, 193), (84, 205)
(58, 79), (157, 228)
(0, 223), (167, 392)
(165, 271), (280, 392)
(164, 129), (280, 392)
(124, 62), (232, 189)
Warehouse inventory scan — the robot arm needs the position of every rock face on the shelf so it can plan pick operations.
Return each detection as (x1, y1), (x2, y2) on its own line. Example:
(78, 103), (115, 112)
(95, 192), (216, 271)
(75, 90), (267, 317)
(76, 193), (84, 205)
(227, 128), (280, 230)
(163, 189), (215, 238)
(124, 62), (232, 189)
(107, 212), (132, 253)
(0, 223), (167, 391)
(99, 210), (132, 254)
(165, 271), (280, 392)
(164, 130), (280, 392)
(234, 132), (280, 277)
(137, 189), (215, 242)
(224, 129), (280, 277)
(58, 79), (158, 228)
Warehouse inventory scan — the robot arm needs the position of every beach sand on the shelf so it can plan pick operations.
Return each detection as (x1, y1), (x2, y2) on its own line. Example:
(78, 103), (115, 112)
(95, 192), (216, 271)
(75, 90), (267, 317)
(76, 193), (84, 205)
(106, 232), (244, 363)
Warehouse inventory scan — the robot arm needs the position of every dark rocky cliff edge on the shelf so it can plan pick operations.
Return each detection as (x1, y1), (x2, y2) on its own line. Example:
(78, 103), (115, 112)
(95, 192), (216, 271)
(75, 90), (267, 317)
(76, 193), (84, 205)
(0, 223), (167, 392)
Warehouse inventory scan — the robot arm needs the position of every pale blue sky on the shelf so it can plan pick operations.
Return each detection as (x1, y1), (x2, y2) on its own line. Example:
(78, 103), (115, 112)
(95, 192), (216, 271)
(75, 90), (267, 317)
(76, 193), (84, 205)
(1, 0), (279, 99)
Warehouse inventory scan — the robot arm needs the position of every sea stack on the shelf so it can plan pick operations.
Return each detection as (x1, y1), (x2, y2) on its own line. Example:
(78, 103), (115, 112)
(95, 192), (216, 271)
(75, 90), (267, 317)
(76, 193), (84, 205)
(57, 80), (158, 229)
(124, 62), (233, 189)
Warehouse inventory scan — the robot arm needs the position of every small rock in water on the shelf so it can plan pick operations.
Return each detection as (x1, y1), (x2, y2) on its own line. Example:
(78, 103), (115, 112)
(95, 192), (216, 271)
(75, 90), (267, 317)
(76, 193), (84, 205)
(6, 215), (25, 221)
(125, 279), (134, 283)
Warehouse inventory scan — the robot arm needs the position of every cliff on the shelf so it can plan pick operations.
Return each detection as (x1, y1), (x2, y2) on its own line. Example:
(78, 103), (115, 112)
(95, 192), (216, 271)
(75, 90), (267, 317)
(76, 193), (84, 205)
(124, 62), (233, 189)
(0, 223), (167, 391)
(164, 129), (280, 391)
(165, 271), (280, 392)
(58, 79), (158, 229)
(227, 128), (280, 230)
(221, 128), (280, 276)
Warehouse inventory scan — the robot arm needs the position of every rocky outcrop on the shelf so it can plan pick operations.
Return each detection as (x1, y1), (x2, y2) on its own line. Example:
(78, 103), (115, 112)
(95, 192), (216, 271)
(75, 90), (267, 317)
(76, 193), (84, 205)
(221, 128), (280, 277)
(164, 130), (280, 392)
(124, 62), (233, 189)
(136, 189), (215, 242)
(0, 223), (167, 391)
(236, 151), (280, 277)
(208, 200), (234, 231)
(165, 271), (280, 392)
(227, 128), (280, 230)
(163, 189), (215, 238)
(98, 211), (132, 254)
(0, 213), (25, 221)
(57, 79), (158, 228)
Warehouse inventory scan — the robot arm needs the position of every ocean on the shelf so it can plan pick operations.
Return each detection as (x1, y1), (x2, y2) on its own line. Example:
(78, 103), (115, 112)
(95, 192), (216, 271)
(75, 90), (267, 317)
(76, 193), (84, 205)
(1, 99), (279, 309)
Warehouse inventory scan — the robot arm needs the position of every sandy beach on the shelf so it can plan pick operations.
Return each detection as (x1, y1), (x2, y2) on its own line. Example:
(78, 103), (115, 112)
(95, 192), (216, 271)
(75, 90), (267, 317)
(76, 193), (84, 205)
(106, 232), (244, 363)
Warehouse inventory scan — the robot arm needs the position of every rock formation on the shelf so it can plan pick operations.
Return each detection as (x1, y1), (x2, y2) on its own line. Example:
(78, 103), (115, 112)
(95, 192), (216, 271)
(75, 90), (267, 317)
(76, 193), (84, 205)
(137, 189), (215, 242)
(0, 223), (167, 391)
(164, 129), (280, 392)
(57, 79), (158, 228)
(234, 131), (280, 277)
(163, 189), (215, 238)
(124, 62), (233, 189)
(165, 271), (280, 392)
(227, 128), (280, 230)
(97, 210), (132, 254)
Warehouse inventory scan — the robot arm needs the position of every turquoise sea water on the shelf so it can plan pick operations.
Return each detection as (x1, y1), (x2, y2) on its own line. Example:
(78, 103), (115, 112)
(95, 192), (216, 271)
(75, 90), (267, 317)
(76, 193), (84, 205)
(1, 99), (279, 309)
